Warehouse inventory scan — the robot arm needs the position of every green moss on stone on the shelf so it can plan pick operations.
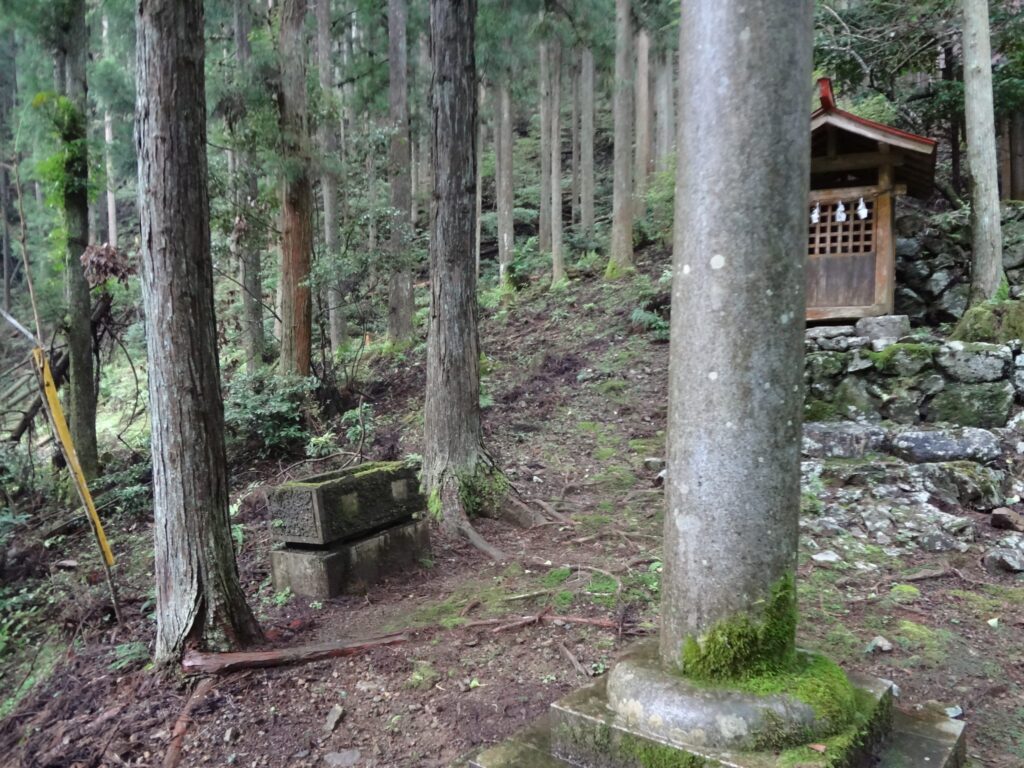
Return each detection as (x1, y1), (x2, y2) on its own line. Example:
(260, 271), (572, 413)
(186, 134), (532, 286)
(618, 734), (714, 767)
(804, 399), (839, 422)
(927, 381), (1014, 428)
(951, 299), (1024, 343)
(680, 572), (797, 680)
(865, 343), (937, 376)
(351, 460), (405, 479)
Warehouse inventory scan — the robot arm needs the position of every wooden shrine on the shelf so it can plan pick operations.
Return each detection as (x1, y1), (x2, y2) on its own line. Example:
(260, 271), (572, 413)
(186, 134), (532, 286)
(807, 78), (936, 321)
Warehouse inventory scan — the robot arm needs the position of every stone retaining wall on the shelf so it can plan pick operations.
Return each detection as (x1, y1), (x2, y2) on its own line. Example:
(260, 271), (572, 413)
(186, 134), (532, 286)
(894, 203), (1024, 323)
(805, 315), (1024, 428)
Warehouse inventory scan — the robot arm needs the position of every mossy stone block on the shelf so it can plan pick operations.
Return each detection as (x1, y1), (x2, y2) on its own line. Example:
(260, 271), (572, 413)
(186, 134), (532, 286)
(925, 382), (1014, 429)
(268, 460), (423, 545)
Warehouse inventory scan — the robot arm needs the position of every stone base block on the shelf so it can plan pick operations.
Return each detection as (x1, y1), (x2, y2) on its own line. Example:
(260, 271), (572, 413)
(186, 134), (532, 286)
(271, 518), (428, 599)
(469, 670), (964, 768)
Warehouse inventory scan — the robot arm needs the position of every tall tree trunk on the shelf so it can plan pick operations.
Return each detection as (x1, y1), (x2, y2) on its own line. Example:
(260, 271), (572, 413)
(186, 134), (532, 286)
(59, 0), (98, 481)
(608, 0), (634, 276)
(316, 0), (346, 352)
(633, 26), (651, 214)
(277, 0), (314, 375)
(497, 80), (514, 285)
(233, 0), (264, 372)
(570, 49), (580, 226)
(550, 40), (564, 285)
(962, 0), (1003, 305)
(943, 44), (963, 192)
(424, 0), (505, 561)
(136, 0), (263, 664)
(653, 50), (674, 173)
(475, 83), (485, 279)
(580, 47), (595, 238)
(662, 0), (812, 674)
(417, 33), (431, 220)
(387, 0), (414, 343)
(0, 29), (14, 313)
(1011, 112), (1024, 200)
(538, 39), (552, 254)
(102, 14), (117, 247)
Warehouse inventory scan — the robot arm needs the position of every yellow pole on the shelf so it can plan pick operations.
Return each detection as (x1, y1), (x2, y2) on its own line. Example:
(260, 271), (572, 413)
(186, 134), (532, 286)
(31, 348), (120, 620)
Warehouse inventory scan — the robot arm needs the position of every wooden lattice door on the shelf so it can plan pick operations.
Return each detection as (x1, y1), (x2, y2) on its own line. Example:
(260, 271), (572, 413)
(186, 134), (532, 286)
(806, 194), (888, 317)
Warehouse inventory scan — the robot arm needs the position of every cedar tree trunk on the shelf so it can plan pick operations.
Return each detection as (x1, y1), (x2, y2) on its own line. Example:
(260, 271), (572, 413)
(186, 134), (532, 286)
(387, 0), (415, 343)
(608, 0), (634, 276)
(424, 0), (506, 561)
(277, 0), (314, 375)
(136, 0), (263, 663)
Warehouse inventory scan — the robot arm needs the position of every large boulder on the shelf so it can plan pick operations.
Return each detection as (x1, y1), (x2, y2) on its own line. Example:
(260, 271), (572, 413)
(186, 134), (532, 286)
(935, 341), (1012, 383)
(890, 427), (1001, 464)
(926, 381), (1015, 428)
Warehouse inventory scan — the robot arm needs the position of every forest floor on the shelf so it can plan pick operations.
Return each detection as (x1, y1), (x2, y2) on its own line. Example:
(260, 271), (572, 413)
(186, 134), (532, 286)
(2, 247), (1024, 767)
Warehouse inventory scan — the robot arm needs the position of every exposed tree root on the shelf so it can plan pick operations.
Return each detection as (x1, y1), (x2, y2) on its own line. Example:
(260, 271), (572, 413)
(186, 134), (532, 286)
(453, 516), (507, 562)
(163, 677), (215, 768)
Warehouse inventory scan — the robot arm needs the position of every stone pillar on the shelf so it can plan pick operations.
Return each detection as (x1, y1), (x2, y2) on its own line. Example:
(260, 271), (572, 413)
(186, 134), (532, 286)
(661, 0), (813, 674)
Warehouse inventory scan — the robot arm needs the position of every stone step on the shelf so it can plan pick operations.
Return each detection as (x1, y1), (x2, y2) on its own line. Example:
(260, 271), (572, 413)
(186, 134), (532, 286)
(873, 710), (966, 768)
(466, 716), (575, 768)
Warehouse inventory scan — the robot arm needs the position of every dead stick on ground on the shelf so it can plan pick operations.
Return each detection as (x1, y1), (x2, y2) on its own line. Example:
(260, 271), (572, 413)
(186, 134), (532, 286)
(163, 677), (216, 768)
(903, 567), (951, 582)
(558, 642), (589, 678)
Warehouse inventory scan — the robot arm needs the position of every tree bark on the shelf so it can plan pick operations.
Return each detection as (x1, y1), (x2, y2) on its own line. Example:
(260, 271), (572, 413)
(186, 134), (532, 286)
(387, 0), (414, 343)
(0, 29), (14, 313)
(102, 15), (117, 247)
(633, 26), (651, 214)
(653, 50), (674, 173)
(1011, 111), (1024, 201)
(136, 0), (263, 664)
(570, 49), (580, 226)
(58, 0), (98, 481)
(579, 47), (595, 238)
(233, 0), (264, 373)
(277, 0), (314, 375)
(538, 39), (552, 254)
(550, 40), (564, 285)
(496, 80), (514, 285)
(417, 33), (432, 222)
(316, 0), (346, 352)
(962, 0), (1003, 305)
(475, 83), (486, 279)
(424, 0), (505, 562)
(662, 0), (812, 674)
(608, 0), (634, 275)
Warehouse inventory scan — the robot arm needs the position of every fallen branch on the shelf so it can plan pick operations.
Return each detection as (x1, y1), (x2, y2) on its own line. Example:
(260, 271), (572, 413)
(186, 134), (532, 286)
(181, 633), (408, 675)
(903, 567), (951, 582)
(558, 641), (589, 678)
(163, 677), (215, 768)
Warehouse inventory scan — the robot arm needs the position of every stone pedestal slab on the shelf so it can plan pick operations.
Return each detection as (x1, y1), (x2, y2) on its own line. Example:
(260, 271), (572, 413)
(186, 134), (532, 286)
(271, 518), (428, 598)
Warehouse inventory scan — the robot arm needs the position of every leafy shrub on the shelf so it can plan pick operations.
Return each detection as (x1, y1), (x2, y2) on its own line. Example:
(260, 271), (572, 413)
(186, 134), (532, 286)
(630, 308), (669, 341)
(223, 369), (315, 458)
(340, 403), (375, 446)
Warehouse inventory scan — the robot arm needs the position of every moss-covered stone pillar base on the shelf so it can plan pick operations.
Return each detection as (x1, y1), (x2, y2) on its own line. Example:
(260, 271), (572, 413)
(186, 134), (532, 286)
(468, 639), (964, 768)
